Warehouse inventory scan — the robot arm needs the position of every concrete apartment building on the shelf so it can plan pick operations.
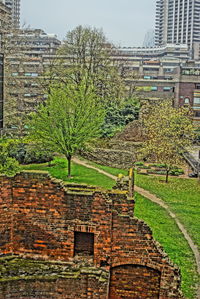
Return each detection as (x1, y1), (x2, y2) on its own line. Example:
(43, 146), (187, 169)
(0, 0), (11, 129)
(155, 0), (200, 59)
(0, 1), (60, 132)
(113, 46), (200, 123)
(4, 0), (20, 28)
(4, 28), (60, 130)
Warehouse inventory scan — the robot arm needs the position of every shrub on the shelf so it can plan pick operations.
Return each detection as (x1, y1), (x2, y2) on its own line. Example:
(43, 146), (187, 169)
(170, 169), (184, 176)
(135, 161), (144, 166)
(140, 165), (151, 169)
(10, 143), (53, 164)
(149, 163), (166, 168)
(0, 139), (20, 176)
(0, 157), (20, 176)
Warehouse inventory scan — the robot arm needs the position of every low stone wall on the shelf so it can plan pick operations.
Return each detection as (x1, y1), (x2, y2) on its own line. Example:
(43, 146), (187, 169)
(80, 147), (135, 169)
(108, 140), (143, 152)
(114, 120), (145, 142)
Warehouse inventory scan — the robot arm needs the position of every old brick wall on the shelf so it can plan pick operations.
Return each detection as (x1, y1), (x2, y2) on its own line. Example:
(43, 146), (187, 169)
(109, 265), (161, 299)
(0, 172), (115, 264)
(110, 209), (181, 299)
(0, 171), (182, 298)
(0, 276), (108, 299)
(179, 82), (195, 106)
(0, 257), (109, 299)
(0, 176), (13, 254)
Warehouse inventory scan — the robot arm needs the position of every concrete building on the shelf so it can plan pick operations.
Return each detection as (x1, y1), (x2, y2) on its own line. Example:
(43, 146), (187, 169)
(0, 0), (11, 129)
(114, 44), (190, 60)
(143, 29), (155, 47)
(155, 0), (200, 59)
(2, 28), (60, 132)
(112, 46), (200, 123)
(5, 0), (20, 28)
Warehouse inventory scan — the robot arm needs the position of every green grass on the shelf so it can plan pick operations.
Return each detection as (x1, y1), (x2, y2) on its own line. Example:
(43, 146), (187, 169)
(22, 157), (115, 190)
(135, 193), (198, 299)
(134, 174), (200, 253)
(77, 157), (128, 177)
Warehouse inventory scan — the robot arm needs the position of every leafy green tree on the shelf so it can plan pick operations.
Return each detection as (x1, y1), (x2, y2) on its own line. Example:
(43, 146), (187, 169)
(0, 139), (20, 176)
(142, 100), (194, 183)
(101, 97), (140, 137)
(28, 79), (105, 177)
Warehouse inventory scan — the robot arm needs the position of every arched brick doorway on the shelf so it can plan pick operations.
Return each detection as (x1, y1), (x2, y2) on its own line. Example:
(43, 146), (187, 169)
(109, 264), (161, 299)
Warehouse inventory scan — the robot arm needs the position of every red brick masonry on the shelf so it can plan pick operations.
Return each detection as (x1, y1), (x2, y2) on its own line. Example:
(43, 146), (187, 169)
(0, 171), (182, 298)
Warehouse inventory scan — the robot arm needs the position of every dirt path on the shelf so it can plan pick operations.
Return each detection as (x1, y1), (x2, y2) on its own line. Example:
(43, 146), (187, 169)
(73, 157), (200, 280)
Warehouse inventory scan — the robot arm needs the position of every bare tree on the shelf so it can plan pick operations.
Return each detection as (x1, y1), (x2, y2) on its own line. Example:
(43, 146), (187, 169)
(42, 26), (126, 106)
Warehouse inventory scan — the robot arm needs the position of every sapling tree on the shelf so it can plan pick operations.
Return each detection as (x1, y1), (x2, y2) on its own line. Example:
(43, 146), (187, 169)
(142, 100), (194, 183)
(28, 78), (105, 177)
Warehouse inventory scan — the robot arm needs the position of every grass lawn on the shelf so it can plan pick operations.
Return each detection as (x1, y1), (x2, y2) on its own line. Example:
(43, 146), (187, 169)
(77, 156), (128, 177)
(135, 174), (200, 254)
(135, 193), (198, 299)
(22, 157), (115, 190)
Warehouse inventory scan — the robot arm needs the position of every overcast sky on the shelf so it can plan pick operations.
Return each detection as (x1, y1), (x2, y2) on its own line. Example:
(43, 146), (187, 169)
(21, 0), (157, 47)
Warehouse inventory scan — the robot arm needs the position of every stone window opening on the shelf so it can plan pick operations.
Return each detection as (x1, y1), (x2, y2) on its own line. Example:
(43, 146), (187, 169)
(74, 232), (94, 256)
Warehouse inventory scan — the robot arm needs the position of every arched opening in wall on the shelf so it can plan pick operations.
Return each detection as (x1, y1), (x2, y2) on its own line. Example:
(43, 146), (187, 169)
(109, 264), (161, 299)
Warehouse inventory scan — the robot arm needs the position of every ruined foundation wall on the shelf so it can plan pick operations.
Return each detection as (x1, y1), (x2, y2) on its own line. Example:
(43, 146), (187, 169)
(0, 172), (182, 298)
(0, 275), (108, 299)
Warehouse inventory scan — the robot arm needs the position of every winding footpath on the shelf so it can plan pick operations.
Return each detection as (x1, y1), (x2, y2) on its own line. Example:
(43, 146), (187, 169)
(73, 157), (200, 298)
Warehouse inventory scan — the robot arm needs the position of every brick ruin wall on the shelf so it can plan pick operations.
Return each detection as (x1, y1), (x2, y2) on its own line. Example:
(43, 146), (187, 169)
(0, 272), (108, 299)
(0, 172), (182, 298)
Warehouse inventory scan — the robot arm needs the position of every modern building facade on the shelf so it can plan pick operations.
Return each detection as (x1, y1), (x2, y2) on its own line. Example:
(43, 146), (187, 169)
(155, 0), (200, 59)
(4, 0), (20, 28)
(112, 46), (200, 123)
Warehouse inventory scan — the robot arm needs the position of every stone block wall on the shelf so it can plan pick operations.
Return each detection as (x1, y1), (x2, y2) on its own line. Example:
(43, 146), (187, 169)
(0, 171), (182, 298)
(80, 147), (135, 169)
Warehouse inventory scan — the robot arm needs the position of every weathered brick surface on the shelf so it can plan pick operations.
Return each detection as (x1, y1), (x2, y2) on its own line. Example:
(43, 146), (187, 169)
(109, 265), (160, 299)
(0, 171), (182, 298)
(0, 276), (108, 299)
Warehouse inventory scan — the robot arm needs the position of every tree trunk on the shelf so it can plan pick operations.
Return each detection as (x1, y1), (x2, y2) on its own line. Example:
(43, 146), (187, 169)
(165, 169), (169, 183)
(67, 155), (72, 177)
